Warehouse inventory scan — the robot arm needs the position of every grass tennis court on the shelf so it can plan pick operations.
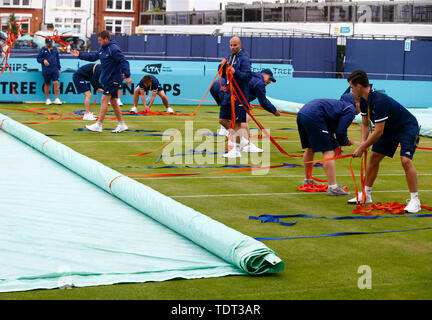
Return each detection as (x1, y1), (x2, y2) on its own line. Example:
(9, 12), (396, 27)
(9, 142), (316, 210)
(1, 103), (431, 300)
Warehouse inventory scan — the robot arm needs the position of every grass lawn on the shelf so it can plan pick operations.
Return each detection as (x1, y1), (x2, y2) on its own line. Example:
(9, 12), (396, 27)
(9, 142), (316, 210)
(0, 102), (431, 300)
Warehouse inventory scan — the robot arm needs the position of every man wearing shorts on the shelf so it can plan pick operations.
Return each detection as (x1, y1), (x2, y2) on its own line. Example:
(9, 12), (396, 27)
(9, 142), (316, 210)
(70, 30), (132, 133)
(73, 63), (102, 121)
(297, 93), (359, 196)
(130, 75), (174, 113)
(211, 69), (281, 152)
(219, 37), (252, 158)
(348, 70), (421, 213)
(36, 38), (62, 105)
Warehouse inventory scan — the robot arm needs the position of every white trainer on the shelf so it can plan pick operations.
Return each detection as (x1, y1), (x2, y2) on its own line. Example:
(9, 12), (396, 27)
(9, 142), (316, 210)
(130, 106), (138, 113)
(117, 99), (123, 106)
(404, 198), (421, 213)
(240, 137), (250, 148)
(83, 112), (97, 121)
(166, 107), (174, 113)
(45, 99), (52, 105)
(112, 122), (128, 133)
(218, 125), (230, 137)
(242, 141), (263, 153)
(54, 98), (63, 105)
(348, 192), (373, 204)
(86, 122), (103, 133)
(223, 146), (241, 158)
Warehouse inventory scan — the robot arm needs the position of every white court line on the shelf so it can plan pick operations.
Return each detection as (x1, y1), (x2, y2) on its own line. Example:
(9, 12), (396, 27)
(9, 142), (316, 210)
(20, 119), (296, 124)
(134, 173), (432, 181)
(61, 140), (302, 143)
(169, 190), (432, 198)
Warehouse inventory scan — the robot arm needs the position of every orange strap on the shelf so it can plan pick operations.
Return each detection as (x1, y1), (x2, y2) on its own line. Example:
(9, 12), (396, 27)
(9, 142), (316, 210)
(298, 184), (348, 193)
(127, 164), (294, 178)
(109, 175), (125, 192)
(1, 19), (29, 77)
(225, 68), (302, 158)
(349, 150), (368, 206)
(305, 147), (345, 183)
(88, 60), (228, 158)
(22, 108), (64, 125)
(297, 184), (328, 193)
(129, 110), (195, 117)
(35, 29), (72, 49)
(0, 118), (7, 133)
(250, 135), (290, 140)
(354, 202), (432, 216)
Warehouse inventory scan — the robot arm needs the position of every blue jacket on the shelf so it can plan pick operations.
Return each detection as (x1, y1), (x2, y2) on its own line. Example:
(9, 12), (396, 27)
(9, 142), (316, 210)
(37, 46), (61, 73)
(210, 78), (227, 106)
(299, 96), (356, 146)
(248, 72), (277, 114)
(74, 63), (102, 90)
(78, 40), (130, 86)
(220, 49), (251, 104)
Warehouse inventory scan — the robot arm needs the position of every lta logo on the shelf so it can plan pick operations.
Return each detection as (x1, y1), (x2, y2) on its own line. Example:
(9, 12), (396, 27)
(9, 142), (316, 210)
(143, 64), (162, 75)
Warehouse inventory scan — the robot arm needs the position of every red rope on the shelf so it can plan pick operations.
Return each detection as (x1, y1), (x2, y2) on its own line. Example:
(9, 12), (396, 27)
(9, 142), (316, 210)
(354, 202), (432, 216)
(225, 67), (302, 158)
(88, 60), (228, 158)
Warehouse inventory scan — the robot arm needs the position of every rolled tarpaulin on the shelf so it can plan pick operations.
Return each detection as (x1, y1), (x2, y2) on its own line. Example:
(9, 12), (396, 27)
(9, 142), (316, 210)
(0, 114), (284, 275)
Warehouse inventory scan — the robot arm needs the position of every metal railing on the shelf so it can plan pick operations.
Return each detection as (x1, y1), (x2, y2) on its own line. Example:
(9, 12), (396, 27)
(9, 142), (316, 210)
(139, 1), (432, 25)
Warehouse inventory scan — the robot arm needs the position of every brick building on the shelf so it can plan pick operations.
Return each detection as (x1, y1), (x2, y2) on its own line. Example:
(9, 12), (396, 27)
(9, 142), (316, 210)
(0, 0), (43, 34)
(94, 0), (148, 35)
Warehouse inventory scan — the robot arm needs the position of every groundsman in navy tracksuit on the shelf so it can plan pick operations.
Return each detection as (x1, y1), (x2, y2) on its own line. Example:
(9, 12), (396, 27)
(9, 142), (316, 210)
(37, 38), (62, 105)
(73, 63), (103, 121)
(348, 70), (421, 213)
(70, 30), (132, 133)
(297, 93), (360, 196)
(211, 68), (281, 153)
(217, 37), (252, 158)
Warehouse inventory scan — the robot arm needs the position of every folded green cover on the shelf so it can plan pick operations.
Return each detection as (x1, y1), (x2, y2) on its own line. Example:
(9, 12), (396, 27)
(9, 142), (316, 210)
(0, 113), (284, 281)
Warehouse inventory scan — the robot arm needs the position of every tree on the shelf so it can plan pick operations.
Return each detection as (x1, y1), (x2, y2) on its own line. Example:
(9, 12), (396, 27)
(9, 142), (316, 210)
(8, 13), (18, 35)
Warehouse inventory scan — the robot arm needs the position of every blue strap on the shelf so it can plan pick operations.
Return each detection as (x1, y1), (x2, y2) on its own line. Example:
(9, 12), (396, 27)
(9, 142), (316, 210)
(249, 216), (298, 226)
(73, 128), (162, 134)
(255, 226), (432, 241)
(250, 213), (432, 226)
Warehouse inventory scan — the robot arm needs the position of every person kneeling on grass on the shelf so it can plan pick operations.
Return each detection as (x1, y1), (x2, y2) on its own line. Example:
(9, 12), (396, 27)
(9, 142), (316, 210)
(348, 70), (421, 213)
(72, 63), (103, 121)
(130, 75), (174, 114)
(298, 93), (360, 196)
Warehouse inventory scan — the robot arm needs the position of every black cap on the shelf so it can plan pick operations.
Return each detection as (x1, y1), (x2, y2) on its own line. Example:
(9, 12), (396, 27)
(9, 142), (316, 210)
(45, 38), (53, 44)
(262, 68), (276, 83)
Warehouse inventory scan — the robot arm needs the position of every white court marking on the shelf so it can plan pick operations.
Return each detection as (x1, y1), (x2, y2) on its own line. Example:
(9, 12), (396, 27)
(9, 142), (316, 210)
(60, 140), (302, 144)
(134, 173), (432, 181)
(169, 190), (432, 198)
